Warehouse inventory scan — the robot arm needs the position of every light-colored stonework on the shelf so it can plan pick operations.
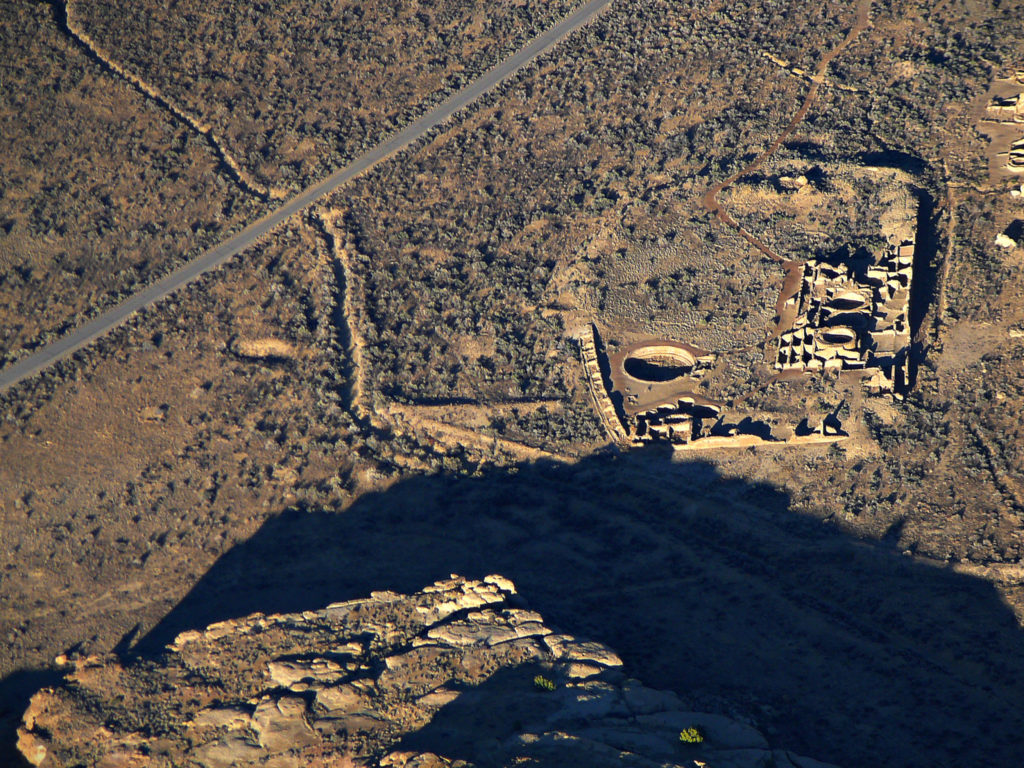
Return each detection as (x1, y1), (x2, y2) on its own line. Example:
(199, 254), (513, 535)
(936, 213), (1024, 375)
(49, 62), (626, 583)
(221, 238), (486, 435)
(775, 237), (915, 394)
(608, 340), (720, 444)
(987, 91), (1024, 124)
(580, 331), (846, 450)
(979, 71), (1024, 179)
(579, 324), (629, 443)
(17, 577), (836, 768)
(578, 165), (919, 449)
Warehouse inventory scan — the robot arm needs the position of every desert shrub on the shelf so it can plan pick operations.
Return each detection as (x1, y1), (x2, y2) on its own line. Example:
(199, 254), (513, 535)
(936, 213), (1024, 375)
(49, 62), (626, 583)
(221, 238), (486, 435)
(533, 674), (556, 692)
(679, 726), (705, 744)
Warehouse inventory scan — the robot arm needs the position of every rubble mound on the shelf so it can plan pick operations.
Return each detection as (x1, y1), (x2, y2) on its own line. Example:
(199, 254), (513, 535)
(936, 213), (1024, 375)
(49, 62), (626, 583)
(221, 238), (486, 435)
(17, 576), (836, 768)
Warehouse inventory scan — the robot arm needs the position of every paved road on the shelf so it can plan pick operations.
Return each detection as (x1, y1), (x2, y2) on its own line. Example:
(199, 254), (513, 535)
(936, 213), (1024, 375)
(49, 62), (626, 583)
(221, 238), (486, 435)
(0, 0), (614, 393)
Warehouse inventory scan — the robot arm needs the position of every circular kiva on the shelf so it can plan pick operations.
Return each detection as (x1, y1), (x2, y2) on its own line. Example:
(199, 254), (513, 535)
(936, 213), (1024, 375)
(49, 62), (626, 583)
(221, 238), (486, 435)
(817, 326), (858, 347)
(620, 344), (696, 383)
(828, 290), (869, 312)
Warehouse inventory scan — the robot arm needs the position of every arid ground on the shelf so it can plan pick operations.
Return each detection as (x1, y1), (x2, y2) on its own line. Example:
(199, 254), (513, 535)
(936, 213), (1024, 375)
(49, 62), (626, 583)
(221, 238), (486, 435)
(3, 0), (1024, 766)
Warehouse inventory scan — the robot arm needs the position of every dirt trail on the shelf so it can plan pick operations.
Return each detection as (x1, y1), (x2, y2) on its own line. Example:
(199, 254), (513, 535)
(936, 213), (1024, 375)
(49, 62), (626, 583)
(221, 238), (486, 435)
(701, 0), (874, 263)
(55, 0), (273, 200)
(759, 50), (868, 95)
(1, 0), (615, 394)
(966, 422), (1024, 511)
(316, 210), (573, 462)
(388, 405), (575, 463)
(394, 400), (564, 418)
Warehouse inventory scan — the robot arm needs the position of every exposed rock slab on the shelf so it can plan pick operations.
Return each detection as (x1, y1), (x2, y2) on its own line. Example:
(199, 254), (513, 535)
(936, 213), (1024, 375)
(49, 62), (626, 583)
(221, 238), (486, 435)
(17, 576), (838, 768)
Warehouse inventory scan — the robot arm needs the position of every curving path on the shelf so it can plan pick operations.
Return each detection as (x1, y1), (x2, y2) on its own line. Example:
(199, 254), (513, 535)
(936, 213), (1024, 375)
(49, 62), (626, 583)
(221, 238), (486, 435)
(0, 0), (614, 394)
(701, 0), (874, 263)
(54, 0), (271, 200)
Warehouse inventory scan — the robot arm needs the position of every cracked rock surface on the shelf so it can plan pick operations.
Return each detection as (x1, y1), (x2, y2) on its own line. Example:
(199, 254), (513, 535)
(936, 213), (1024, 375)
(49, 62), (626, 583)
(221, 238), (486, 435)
(17, 576), (836, 768)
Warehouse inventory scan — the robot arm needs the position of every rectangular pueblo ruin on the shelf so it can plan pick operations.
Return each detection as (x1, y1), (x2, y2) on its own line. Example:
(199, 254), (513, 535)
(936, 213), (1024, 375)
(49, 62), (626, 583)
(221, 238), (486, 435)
(774, 237), (915, 393)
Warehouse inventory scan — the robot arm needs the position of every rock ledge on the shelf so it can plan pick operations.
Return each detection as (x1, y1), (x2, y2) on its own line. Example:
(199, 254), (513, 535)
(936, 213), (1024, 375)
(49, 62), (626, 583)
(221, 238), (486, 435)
(18, 576), (837, 768)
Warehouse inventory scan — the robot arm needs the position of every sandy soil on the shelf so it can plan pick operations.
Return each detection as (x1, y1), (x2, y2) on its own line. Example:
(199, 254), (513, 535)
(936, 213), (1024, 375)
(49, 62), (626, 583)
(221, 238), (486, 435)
(4, 0), (1024, 766)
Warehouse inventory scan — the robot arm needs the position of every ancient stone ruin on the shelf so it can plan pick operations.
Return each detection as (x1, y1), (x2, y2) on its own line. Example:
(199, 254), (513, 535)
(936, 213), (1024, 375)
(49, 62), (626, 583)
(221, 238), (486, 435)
(579, 325), (629, 443)
(980, 71), (1024, 178)
(577, 229), (914, 447)
(576, 161), (920, 450)
(578, 326), (846, 450)
(774, 237), (915, 393)
(608, 340), (720, 444)
(987, 91), (1024, 124)
(578, 326), (728, 449)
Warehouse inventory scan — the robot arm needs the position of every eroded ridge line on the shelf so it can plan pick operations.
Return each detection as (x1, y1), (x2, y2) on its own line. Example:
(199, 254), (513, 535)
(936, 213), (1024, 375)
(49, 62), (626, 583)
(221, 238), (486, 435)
(314, 211), (372, 423)
(936, 159), (957, 330)
(56, 0), (272, 201)
(702, 0), (874, 261)
(0, 0), (615, 393)
(389, 405), (575, 463)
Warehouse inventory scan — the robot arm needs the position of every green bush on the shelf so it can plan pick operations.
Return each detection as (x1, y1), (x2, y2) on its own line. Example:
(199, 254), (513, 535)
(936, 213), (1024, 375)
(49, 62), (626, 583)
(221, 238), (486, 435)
(533, 674), (556, 692)
(679, 726), (705, 745)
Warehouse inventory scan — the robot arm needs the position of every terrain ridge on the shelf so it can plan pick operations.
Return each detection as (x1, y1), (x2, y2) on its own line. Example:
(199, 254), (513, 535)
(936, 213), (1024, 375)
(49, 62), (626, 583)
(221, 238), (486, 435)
(0, 0), (615, 394)
(50, 0), (271, 200)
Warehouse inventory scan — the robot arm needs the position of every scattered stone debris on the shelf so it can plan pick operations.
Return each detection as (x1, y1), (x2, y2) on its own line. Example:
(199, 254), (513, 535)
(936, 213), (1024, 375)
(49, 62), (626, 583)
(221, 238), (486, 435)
(775, 236), (915, 394)
(777, 174), (809, 191)
(138, 404), (168, 423)
(16, 576), (835, 768)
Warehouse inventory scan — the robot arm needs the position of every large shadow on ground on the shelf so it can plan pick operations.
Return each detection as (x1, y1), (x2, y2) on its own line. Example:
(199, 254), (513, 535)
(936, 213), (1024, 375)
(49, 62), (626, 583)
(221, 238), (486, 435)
(131, 449), (1024, 767)
(0, 669), (62, 767)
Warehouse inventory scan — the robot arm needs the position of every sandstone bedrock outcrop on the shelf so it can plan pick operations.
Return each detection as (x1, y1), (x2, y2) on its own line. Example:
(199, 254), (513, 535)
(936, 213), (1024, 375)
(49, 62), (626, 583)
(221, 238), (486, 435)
(17, 575), (837, 768)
